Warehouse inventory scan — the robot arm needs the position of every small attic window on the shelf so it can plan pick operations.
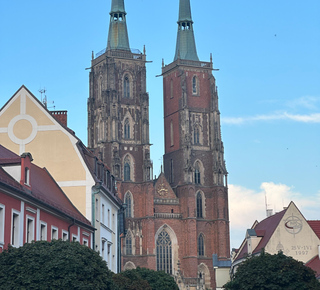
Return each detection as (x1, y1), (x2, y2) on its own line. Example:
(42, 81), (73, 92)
(25, 167), (30, 185)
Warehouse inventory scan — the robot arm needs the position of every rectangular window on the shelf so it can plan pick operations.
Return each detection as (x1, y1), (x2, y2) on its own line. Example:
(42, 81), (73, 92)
(40, 222), (47, 241)
(26, 217), (34, 243)
(102, 240), (105, 259)
(72, 235), (78, 242)
(0, 205), (4, 244)
(108, 209), (110, 227)
(51, 227), (58, 240)
(83, 239), (88, 247)
(11, 212), (20, 246)
(62, 230), (68, 241)
(102, 204), (105, 224)
(96, 198), (99, 221)
(25, 167), (30, 185)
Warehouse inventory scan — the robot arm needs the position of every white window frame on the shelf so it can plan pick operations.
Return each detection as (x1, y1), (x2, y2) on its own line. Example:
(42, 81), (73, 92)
(72, 234), (78, 242)
(83, 238), (88, 247)
(101, 239), (106, 259)
(102, 203), (105, 224)
(95, 198), (99, 222)
(25, 215), (35, 243)
(40, 222), (47, 241)
(25, 167), (30, 185)
(11, 210), (20, 247)
(51, 226), (58, 240)
(62, 230), (68, 241)
(0, 204), (5, 246)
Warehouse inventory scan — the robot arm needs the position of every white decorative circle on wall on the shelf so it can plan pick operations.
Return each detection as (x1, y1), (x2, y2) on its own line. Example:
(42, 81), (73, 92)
(8, 115), (38, 145)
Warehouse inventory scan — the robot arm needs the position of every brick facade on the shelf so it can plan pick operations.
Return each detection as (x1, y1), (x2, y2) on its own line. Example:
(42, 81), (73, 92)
(88, 1), (230, 289)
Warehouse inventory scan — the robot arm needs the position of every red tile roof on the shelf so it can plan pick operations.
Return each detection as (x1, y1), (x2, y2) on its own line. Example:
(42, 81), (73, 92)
(308, 221), (320, 239)
(235, 208), (287, 262)
(0, 145), (92, 228)
(306, 256), (320, 278)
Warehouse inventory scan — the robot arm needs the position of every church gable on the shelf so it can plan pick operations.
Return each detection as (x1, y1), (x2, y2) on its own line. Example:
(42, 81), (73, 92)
(266, 202), (320, 263)
(154, 173), (177, 200)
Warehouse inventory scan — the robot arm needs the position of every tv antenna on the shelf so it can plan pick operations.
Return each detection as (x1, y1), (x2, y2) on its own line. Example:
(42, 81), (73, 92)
(39, 88), (55, 109)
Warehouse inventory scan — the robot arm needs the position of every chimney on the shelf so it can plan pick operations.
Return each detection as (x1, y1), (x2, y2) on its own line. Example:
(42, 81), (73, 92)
(50, 111), (68, 126)
(20, 153), (33, 189)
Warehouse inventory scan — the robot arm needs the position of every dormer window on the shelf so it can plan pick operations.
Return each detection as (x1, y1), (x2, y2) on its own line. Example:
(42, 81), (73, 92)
(25, 167), (30, 185)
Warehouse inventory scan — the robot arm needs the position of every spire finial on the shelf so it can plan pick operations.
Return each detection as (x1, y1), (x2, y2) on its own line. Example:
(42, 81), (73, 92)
(92, 51), (94, 60)
(107, 0), (130, 51)
(174, 0), (199, 61)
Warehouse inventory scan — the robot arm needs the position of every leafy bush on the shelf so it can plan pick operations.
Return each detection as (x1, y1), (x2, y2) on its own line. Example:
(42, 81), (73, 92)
(113, 267), (179, 290)
(224, 250), (320, 290)
(0, 240), (116, 289)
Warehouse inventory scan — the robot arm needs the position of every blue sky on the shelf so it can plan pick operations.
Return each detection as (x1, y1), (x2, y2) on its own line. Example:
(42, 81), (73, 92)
(1, 0), (319, 248)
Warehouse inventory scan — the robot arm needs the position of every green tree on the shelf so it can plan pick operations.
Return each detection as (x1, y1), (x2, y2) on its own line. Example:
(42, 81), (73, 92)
(224, 250), (320, 290)
(0, 240), (116, 290)
(113, 267), (179, 290)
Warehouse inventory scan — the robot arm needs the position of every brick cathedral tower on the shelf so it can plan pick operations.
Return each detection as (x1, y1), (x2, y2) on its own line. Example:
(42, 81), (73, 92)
(161, 0), (230, 286)
(88, 0), (152, 182)
(88, 0), (230, 289)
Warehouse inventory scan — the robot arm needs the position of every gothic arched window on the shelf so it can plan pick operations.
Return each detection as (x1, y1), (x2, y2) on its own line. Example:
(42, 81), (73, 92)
(125, 232), (132, 255)
(194, 162), (201, 184)
(156, 230), (172, 274)
(124, 75), (130, 98)
(125, 193), (132, 218)
(192, 76), (198, 94)
(170, 121), (174, 146)
(198, 234), (205, 256)
(124, 156), (131, 181)
(197, 191), (203, 218)
(194, 126), (200, 144)
(124, 118), (130, 139)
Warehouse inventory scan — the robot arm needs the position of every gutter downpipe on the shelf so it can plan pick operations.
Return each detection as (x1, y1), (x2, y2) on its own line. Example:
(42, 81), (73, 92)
(68, 218), (75, 242)
(92, 182), (101, 251)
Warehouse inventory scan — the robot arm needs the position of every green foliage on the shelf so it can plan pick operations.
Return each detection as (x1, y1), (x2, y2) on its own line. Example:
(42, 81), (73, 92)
(0, 240), (116, 290)
(113, 267), (179, 290)
(224, 250), (320, 290)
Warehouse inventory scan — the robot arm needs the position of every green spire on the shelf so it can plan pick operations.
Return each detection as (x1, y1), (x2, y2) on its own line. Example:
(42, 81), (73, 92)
(107, 0), (130, 51)
(174, 0), (199, 61)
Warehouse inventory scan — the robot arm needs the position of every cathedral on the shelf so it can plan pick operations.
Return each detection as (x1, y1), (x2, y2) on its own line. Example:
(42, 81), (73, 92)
(87, 0), (230, 288)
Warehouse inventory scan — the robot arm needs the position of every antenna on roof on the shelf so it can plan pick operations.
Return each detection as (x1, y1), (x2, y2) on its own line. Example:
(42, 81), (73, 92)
(265, 193), (273, 217)
(39, 88), (55, 110)
(39, 88), (47, 108)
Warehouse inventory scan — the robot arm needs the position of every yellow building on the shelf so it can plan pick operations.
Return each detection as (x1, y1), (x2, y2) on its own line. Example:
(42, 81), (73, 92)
(0, 85), (122, 272)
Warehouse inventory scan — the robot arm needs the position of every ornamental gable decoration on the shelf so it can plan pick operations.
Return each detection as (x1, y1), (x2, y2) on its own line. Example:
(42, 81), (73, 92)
(154, 172), (176, 199)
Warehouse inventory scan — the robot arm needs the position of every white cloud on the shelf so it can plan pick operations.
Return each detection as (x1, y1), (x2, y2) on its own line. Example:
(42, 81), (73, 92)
(229, 182), (320, 249)
(286, 96), (320, 111)
(222, 112), (320, 125)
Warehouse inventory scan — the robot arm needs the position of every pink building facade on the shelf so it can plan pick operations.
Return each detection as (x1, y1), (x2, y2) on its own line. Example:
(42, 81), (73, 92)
(0, 145), (94, 252)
